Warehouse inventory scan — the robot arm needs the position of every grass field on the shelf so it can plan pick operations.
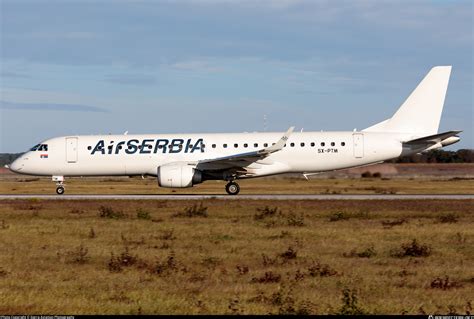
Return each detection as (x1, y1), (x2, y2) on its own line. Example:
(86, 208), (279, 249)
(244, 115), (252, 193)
(0, 199), (472, 314)
(1, 175), (473, 195)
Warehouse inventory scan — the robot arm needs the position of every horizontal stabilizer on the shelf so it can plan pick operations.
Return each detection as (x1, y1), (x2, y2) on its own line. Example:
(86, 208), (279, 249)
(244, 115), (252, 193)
(403, 130), (462, 146)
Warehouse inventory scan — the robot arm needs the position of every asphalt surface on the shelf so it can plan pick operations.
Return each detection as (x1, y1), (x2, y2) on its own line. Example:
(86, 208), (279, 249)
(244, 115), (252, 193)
(0, 194), (472, 200)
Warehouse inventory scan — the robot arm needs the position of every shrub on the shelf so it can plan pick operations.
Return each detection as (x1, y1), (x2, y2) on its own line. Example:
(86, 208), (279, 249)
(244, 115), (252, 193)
(0, 220), (9, 230)
(270, 284), (315, 315)
(390, 239), (431, 258)
(66, 244), (90, 264)
(251, 271), (282, 283)
(173, 203), (208, 218)
(254, 206), (280, 220)
(88, 227), (96, 239)
(430, 276), (463, 290)
(69, 208), (84, 215)
(148, 251), (178, 275)
(159, 229), (176, 241)
(108, 247), (138, 272)
(279, 246), (297, 261)
(437, 213), (459, 224)
(381, 218), (407, 228)
(262, 254), (278, 267)
(98, 205), (125, 219)
(0, 268), (8, 277)
(308, 261), (338, 277)
(236, 265), (249, 275)
(136, 208), (151, 220)
(361, 171), (372, 178)
(337, 288), (367, 315)
(329, 212), (348, 222)
(344, 246), (377, 258)
(286, 212), (305, 227)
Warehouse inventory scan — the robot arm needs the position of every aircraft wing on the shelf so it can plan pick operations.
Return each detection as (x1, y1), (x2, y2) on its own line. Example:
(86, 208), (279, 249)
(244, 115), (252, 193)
(196, 126), (294, 171)
(403, 130), (462, 146)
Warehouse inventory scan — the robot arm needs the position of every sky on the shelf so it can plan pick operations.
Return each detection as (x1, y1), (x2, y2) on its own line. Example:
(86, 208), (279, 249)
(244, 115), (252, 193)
(0, 0), (472, 152)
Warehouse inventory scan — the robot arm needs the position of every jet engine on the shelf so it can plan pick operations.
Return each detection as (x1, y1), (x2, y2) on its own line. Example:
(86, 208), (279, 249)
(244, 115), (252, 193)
(157, 162), (202, 188)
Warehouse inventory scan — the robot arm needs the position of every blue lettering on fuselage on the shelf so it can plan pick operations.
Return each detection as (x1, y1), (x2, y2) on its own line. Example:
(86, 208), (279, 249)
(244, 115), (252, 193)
(90, 138), (205, 155)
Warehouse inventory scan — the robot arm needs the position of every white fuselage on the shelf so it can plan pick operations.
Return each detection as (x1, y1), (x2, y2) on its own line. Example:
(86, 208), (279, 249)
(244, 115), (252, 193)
(10, 131), (408, 178)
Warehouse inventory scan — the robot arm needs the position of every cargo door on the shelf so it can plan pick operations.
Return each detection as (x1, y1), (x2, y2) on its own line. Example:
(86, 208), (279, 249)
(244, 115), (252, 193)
(66, 137), (78, 163)
(353, 133), (364, 158)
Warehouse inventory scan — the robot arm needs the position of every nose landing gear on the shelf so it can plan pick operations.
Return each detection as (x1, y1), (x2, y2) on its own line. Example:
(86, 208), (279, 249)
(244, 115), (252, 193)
(225, 181), (240, 195)
(52, 176), (65, 195)
(56, 186), (65, 195)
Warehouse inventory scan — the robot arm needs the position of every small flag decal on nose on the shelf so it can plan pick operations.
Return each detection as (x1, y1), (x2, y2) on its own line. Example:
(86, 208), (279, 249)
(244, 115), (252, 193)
(40, 154), (48, 158)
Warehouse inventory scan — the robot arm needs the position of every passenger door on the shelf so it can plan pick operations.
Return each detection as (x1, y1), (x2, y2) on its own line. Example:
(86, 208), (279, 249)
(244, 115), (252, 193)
(353, 133), (364, 158)
(66, 137), (78, 163)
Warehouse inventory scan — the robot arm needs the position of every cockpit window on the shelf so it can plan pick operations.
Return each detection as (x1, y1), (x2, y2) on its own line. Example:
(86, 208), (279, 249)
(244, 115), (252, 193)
(30, 144), (41, 151)
(30, 144), (48, 151)
(38, 144), (48, 151)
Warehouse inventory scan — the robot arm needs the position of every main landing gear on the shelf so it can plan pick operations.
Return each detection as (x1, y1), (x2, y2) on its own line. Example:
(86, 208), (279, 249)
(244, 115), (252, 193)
(52, 176), (65, 195)
(225, 181), (240, 195)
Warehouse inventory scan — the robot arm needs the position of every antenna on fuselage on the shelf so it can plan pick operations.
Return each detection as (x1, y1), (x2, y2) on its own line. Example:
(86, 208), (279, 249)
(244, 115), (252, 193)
(124, 131), (128, 135)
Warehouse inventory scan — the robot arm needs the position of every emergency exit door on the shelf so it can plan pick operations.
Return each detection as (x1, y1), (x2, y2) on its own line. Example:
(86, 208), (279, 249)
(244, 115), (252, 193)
(353, 133), (364, 158)
(66, 137), (78, 163)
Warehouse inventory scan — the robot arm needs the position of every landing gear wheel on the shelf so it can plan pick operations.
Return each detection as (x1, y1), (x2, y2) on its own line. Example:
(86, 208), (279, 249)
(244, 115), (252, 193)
(56, 186), (65, 195)
(225, 182), (240, 195)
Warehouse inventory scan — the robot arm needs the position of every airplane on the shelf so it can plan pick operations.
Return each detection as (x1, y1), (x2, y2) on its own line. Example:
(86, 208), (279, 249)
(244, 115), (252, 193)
(8, 66), (461, 195)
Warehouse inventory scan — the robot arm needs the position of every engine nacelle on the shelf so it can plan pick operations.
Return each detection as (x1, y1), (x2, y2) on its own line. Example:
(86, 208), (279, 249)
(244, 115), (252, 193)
(157, 162), (202, 188)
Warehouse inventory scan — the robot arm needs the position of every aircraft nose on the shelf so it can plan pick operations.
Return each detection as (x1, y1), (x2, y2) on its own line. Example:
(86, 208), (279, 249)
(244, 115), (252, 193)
(9, 158), (23, 173)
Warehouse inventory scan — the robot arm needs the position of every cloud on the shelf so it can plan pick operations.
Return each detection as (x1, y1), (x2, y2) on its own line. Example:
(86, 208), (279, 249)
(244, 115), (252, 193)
(104, 74), (156, 85)
(0, 100), (108, 113)
(171, 60), (224, 72)
(1, 71), (31, 79)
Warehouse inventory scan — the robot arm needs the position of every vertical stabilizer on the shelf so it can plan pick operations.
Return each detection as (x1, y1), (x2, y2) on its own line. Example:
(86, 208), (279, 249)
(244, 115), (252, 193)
(364, 66), (452, 136)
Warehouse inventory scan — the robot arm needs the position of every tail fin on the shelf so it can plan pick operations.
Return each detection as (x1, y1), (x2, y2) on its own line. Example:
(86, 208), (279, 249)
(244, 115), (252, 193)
(364, 66), (452, 136)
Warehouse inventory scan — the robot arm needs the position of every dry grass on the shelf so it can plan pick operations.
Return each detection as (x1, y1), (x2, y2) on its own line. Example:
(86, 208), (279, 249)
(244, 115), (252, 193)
(0, 199), (473, 314)
(0, 175), (473, 195)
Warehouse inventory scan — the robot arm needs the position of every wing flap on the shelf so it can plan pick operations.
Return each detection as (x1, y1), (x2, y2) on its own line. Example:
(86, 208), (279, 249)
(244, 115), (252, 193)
(196, 126), (294, 171)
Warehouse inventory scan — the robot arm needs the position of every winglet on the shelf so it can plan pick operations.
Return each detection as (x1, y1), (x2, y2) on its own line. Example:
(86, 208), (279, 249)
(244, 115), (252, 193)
(261, 126), (294, 154)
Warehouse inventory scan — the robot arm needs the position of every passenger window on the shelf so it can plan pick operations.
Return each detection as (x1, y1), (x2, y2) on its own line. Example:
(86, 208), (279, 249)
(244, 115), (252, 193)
(321, 142), (325, 147)
(254, 143), (258, 148)
(290, 143), (295, 147)
(300, 142), (305, 147)
(311, 142), (315, 147)
(331, 142), (335, 146)
(244, 143), (248, 148)
(264, 143), (268, 147)
(212, 144), (216, 148)
(341, 142), (345, 146)
(87, 146), (92, 150)
(223, 144), (227, 148)
(234, 143), (238, 148)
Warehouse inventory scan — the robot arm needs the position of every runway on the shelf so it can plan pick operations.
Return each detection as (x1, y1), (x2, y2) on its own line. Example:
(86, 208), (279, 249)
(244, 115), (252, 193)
(0, 194), (472, 200)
